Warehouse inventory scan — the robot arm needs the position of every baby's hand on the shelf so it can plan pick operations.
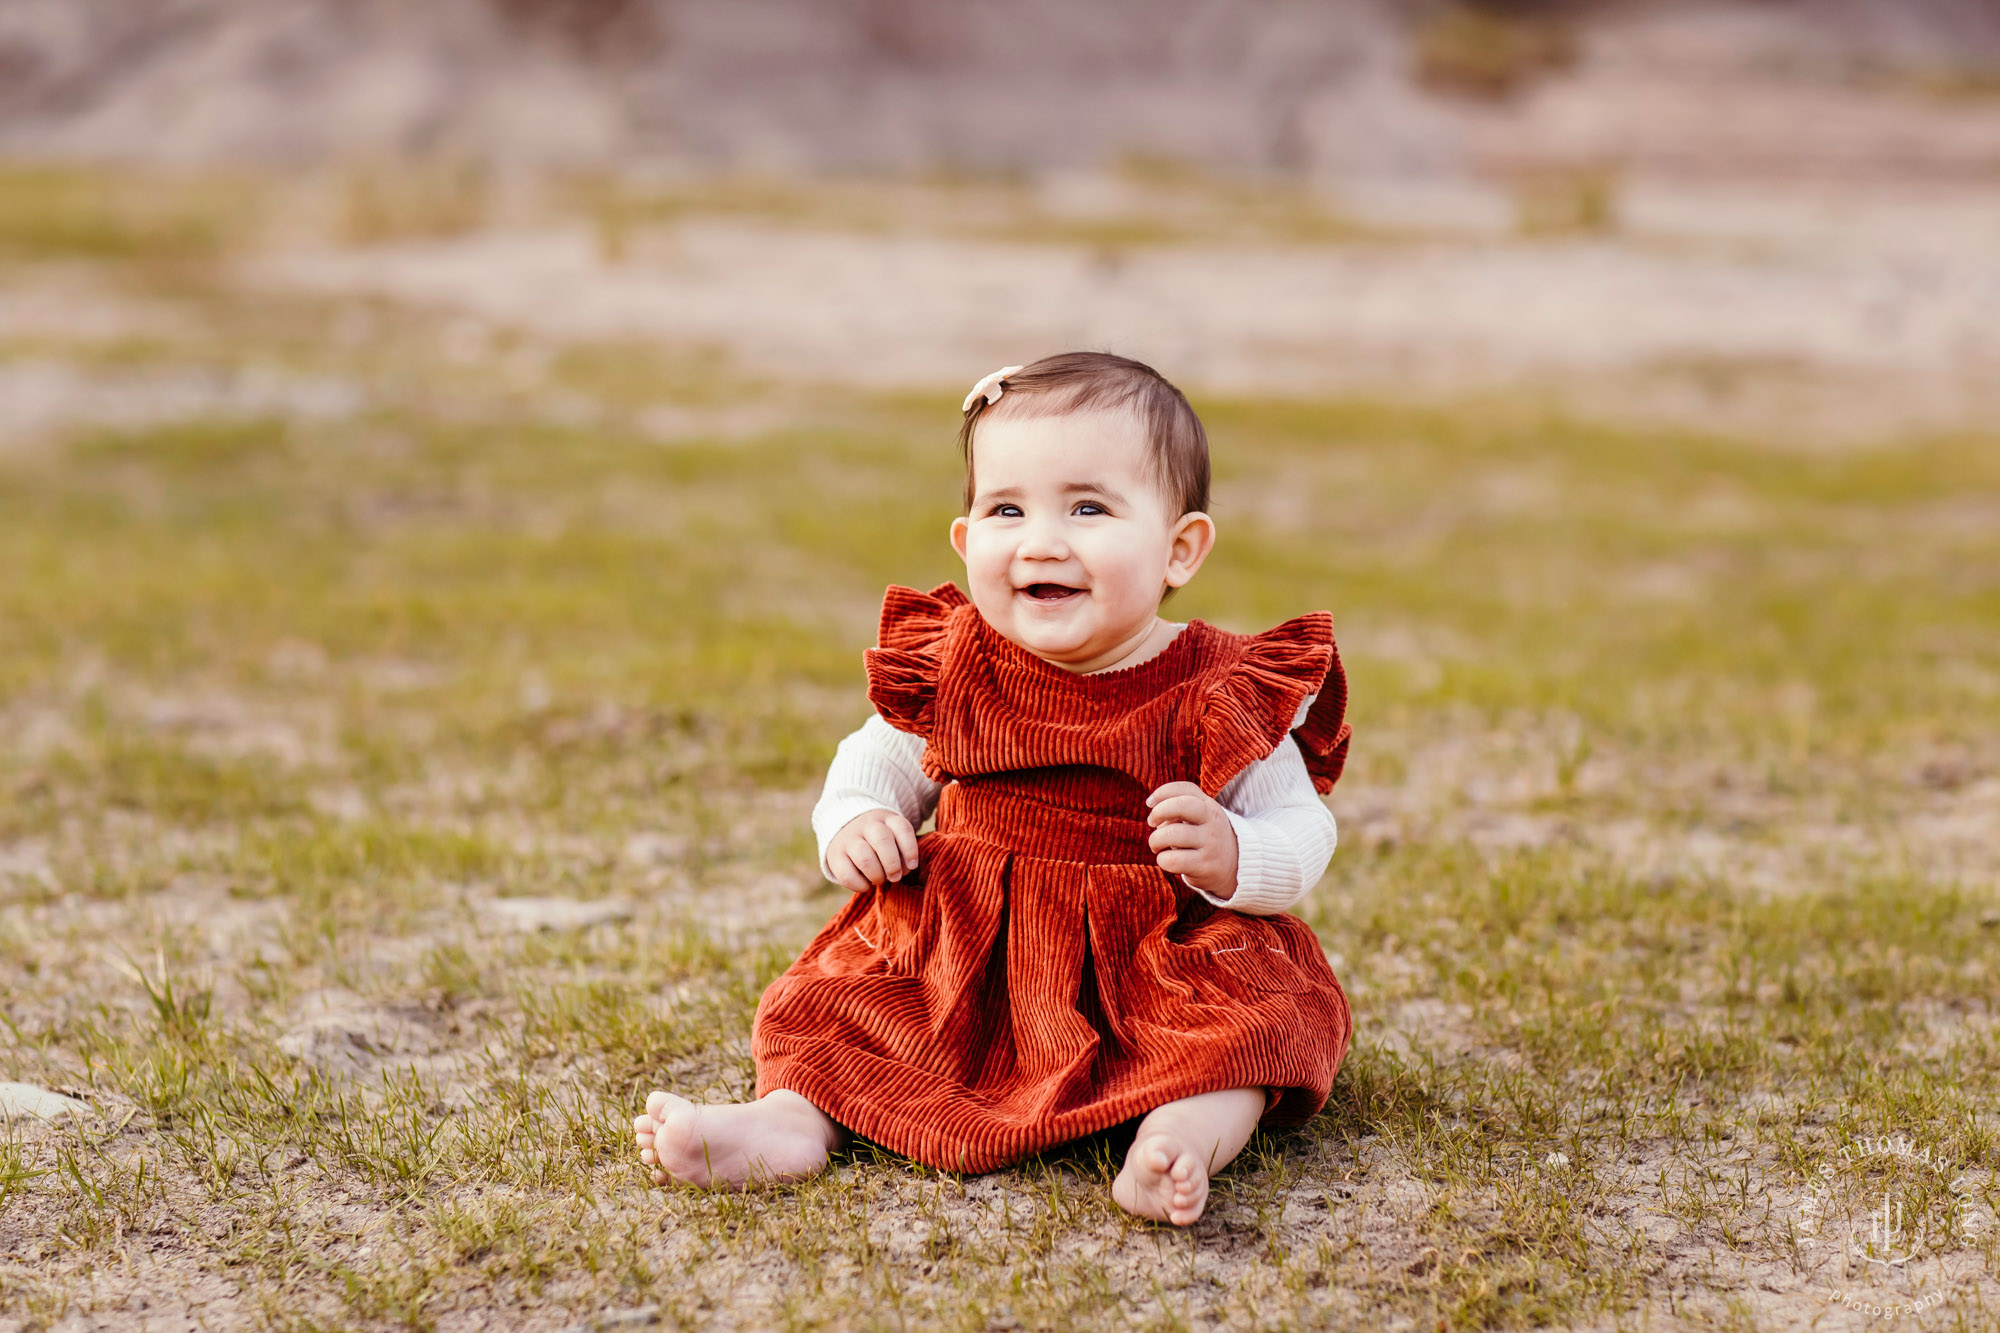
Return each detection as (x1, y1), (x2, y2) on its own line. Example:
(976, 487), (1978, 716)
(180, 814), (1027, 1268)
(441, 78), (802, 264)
(1145, 782), (1238, 900)
(826, 809), (920, 892)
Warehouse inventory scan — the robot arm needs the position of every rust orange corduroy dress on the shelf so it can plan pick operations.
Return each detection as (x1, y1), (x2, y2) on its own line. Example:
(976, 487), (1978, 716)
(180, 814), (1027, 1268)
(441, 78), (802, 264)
(751, 583), (1355, 1172)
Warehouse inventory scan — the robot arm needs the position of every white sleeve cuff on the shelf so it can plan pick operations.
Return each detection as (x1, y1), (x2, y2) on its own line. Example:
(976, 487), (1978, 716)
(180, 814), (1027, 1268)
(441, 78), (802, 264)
(1188, 808), (1307, 916)
(1192, 733), (1338, 916)
(810, 714), (941, 884)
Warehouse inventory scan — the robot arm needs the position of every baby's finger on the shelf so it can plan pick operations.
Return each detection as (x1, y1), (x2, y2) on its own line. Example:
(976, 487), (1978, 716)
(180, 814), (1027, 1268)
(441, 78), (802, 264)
(863, 824), (907, 882)
(1155, 847), (1201, 876)
(1147, 794), (1212, 827)
(845, 840), (888, 887)
(828, 850), (871, 894)
(886, 814), (920, 871)
(1148, 821), (1203, 853)
(1145, 781), (1205, 808)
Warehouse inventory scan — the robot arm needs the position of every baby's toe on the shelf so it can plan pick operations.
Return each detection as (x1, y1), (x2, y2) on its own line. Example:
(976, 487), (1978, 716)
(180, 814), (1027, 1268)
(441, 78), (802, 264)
(645, 1090), (672, 1119)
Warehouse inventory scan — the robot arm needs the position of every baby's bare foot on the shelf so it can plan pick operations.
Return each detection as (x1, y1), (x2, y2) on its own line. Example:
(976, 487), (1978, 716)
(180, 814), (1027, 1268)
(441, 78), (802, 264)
(1110, 1087), (1262, 1226)
(1113, 1133), (1210, 1226)
(631, 1089), (841, 1188)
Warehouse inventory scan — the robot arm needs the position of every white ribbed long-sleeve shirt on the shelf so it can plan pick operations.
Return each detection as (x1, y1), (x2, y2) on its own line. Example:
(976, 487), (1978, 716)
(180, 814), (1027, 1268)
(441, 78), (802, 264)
(812, 704), (1338, 917)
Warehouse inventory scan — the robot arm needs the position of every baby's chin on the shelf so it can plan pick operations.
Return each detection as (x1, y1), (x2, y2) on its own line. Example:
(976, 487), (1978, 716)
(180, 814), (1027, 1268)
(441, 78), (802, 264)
(994, 612), (1138, 671)
(1013, 628), (1097, 666)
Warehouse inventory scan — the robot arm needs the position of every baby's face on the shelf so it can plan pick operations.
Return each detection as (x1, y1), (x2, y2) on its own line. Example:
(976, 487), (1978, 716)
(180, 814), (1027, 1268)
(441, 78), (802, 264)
(950, 408), (1210, 673)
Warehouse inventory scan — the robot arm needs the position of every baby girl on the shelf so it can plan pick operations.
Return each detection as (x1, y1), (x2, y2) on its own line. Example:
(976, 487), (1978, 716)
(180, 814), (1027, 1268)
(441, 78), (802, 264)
(634, 352), (1352, 1225)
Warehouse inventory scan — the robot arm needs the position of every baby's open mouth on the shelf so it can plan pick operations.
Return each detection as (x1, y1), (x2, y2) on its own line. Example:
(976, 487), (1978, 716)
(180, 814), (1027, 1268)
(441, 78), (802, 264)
(1019, 583), (1084, 603)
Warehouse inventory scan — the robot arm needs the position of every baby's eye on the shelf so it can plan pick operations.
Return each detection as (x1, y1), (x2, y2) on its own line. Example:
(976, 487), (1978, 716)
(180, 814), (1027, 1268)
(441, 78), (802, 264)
(1073, 502), (1107, 517)
(989, 503), (1023, 518)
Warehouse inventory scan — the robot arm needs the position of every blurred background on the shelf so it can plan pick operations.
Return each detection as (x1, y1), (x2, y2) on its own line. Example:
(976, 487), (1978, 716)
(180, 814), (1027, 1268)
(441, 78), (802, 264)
(3, 0), (1999, 917)
(3, 0), (1999, 959)
(5, 0), (2000, 418)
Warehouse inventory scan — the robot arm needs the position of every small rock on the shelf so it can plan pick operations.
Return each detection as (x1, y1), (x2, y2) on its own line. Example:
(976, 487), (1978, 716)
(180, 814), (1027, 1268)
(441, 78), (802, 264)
(479, 896), (635, 933)
(277, 1016), (399, 1074)
(621, 832), (685, 866)
(0, 1082), (89, 1120)
(555, 1307), (660, 1333)
(0, 841), (58, 889)
(307, 786), (371, 822)
(1916, 758), (1975, 791)
(276, 992), (414, 1075)
(1544, 1151), (1570, 1167)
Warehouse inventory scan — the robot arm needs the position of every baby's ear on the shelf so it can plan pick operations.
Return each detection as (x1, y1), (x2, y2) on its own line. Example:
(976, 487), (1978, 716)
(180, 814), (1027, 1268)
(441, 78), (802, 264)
(1164, 511), (1215, 588)
(949, 516), (970, 561)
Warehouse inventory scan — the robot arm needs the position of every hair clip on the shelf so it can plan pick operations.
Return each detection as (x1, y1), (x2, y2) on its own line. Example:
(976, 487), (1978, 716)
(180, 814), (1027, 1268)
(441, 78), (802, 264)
(962, 365), (1025, 413)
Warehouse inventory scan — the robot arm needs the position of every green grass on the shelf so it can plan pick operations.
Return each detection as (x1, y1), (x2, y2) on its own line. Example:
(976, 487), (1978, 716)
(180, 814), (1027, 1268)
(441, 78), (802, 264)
(564, 166), (1417, 262)
(0, 166), (257, 264)
(1, 170), (1997, 1332)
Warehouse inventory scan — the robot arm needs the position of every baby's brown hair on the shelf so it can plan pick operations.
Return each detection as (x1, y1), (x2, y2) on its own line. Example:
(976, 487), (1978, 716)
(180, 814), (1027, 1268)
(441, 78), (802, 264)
(957, 352), (1211, 517)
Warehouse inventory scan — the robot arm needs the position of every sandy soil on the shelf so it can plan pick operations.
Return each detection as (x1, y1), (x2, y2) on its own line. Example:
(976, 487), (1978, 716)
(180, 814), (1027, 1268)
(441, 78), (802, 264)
(243, 176), (2000, 442)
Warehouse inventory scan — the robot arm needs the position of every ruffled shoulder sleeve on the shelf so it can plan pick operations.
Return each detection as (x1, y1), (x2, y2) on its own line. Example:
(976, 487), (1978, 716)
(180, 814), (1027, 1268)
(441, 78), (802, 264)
(862, 583), (969, 737)
(1196, 612), (1352, 795)
(1292, 637), (1351, 795)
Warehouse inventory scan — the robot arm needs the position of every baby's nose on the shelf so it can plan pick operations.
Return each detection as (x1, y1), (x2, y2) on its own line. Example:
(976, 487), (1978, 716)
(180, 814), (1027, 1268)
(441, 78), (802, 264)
(1015, 525), (1071, 559)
